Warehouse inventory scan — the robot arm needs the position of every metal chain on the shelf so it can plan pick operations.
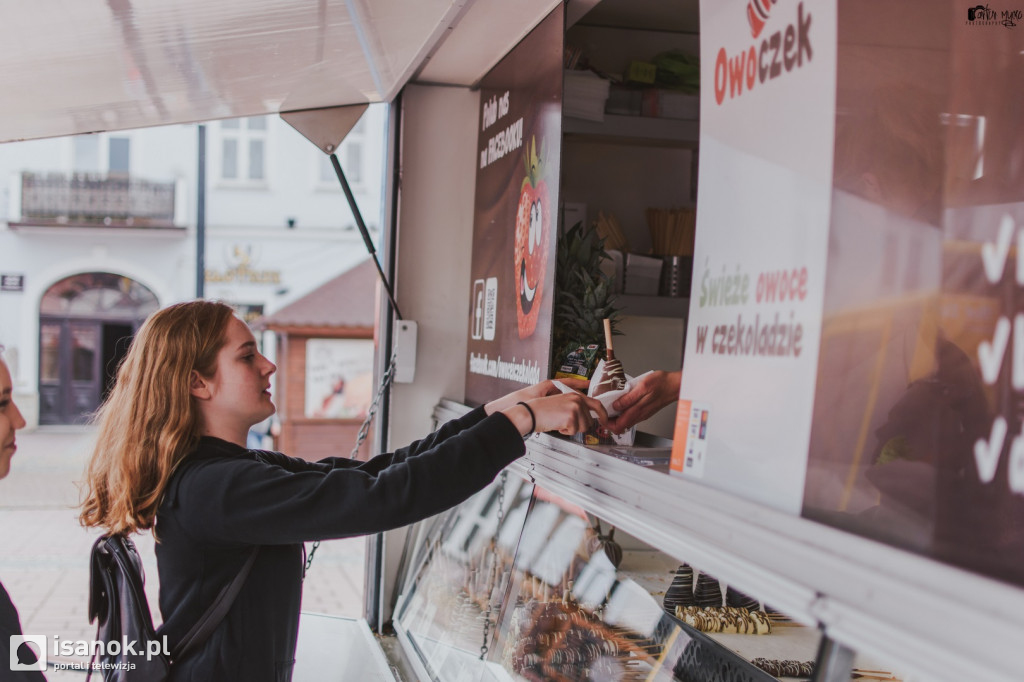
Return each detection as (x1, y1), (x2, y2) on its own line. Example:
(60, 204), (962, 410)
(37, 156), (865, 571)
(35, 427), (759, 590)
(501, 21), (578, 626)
(304, 350), (398, 578)
(479, 471), (508, 659)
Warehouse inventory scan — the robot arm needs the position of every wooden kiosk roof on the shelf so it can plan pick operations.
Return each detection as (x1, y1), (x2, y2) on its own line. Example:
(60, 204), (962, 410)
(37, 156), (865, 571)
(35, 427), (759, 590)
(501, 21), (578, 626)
(257, 259), (377, 337)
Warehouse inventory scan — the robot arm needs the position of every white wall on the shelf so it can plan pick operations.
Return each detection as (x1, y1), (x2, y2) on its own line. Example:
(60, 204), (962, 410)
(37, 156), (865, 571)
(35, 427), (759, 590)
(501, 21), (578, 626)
(389, 85), (481, 454)
(0, 107), (386, 235)
(206, 109), (386, 233)
(377, 84), (479, 629)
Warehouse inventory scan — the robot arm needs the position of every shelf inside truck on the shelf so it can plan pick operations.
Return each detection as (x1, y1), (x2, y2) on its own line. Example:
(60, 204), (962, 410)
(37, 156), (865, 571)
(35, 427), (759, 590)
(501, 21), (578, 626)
(617, 294), (690, 318)
(563, 113), (699, 147)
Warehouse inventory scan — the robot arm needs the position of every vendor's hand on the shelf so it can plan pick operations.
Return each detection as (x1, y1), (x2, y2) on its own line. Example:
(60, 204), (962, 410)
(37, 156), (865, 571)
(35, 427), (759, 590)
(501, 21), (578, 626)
(608, 369), (681, 434)
(484, 378), (588, 415)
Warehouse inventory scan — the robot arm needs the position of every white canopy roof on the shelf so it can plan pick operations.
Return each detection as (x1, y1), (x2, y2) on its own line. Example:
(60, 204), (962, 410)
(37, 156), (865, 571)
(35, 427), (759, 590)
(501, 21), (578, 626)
(0, 0), (564, 142)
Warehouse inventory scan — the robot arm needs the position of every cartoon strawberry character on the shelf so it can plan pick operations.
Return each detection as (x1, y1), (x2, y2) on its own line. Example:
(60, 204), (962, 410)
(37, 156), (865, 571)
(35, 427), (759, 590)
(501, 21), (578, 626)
(514, 137), (550, 339)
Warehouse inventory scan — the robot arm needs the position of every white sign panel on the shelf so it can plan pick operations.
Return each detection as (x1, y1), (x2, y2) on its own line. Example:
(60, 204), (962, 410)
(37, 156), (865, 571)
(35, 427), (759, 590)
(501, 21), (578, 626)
(671, 0), (837, 513)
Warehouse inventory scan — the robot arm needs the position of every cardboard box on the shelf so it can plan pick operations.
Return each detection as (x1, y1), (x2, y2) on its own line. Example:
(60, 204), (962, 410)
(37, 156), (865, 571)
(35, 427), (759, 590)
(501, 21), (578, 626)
(624, 253), (663, 295)
(641, 90), (699, 120)
(605, 85), (643, 116)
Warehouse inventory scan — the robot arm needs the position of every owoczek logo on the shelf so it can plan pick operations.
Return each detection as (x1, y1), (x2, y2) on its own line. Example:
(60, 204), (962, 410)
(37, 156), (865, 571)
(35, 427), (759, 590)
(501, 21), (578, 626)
(714, 1), (814, 106)
(747, 0), (778, 38)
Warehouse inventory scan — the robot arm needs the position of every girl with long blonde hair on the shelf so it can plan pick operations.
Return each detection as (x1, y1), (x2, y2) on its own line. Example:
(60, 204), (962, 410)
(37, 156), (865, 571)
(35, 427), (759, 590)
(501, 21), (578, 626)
(81, 301), (234, 536)
(80, 300), (604, 681)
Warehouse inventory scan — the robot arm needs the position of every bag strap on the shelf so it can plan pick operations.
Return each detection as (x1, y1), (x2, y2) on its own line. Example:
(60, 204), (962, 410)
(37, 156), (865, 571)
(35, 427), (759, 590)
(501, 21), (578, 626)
(174, 547), (260, 662)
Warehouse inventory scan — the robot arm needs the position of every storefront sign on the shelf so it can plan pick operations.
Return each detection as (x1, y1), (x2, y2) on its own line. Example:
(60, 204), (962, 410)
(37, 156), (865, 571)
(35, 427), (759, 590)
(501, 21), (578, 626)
(1, 274), (25, 292)
(671, 0), (838, 513)
(464, 8), (563, 404)
(205, 244), (281, 284)
(229, 302), (265, 325)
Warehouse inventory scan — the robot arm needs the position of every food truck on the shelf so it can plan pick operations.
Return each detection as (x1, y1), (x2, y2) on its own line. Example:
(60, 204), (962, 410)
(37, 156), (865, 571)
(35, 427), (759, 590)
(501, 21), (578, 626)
(2, 0), (1023, 680)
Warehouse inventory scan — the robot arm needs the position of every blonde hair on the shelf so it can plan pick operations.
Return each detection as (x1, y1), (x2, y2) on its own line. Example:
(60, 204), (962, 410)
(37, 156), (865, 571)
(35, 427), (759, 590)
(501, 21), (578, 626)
(80, 300), (235, 535)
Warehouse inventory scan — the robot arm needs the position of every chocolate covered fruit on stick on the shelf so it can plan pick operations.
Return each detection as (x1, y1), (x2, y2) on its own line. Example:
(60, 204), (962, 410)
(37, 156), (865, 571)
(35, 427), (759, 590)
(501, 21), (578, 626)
(582, 319), (628, 445)
(593, 319), (626, 397)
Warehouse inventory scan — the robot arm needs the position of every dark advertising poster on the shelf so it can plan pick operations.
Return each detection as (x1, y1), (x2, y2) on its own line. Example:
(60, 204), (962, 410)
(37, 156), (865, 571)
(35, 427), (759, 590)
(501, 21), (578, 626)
(802, 0), (1024, 587)
(465, 8), (563, 405)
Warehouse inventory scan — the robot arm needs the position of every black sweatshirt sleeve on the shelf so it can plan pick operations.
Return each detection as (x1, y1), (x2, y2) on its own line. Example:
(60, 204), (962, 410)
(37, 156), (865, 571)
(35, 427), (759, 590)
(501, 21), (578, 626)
(285, 406), (490, 476)
(172, 408), (524, 545)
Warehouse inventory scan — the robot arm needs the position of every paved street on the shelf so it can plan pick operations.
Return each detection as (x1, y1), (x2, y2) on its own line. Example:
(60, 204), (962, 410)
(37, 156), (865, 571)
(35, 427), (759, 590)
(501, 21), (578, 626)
(1, 427), (366, 680)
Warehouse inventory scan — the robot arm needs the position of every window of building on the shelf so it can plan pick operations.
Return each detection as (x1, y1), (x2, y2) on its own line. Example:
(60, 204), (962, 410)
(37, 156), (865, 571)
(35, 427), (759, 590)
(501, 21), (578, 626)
(220, 117), (268, 183)
(108, 137), (130, 175)
(72, 135), (100, 173)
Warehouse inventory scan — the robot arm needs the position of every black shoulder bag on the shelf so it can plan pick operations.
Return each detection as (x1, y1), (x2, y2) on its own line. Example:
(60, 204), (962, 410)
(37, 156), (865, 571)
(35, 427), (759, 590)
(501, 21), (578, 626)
(86, 534), (258, 681)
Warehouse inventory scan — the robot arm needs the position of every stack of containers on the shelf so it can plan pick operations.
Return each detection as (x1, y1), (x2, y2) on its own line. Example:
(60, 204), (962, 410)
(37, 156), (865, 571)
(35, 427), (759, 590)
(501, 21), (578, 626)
(563, 70), (611, 122)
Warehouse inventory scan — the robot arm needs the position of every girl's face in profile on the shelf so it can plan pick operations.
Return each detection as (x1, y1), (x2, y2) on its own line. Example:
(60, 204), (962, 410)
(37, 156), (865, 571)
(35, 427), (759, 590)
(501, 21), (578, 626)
(0, 359), (27, 480)
(195, 317), (277, 434)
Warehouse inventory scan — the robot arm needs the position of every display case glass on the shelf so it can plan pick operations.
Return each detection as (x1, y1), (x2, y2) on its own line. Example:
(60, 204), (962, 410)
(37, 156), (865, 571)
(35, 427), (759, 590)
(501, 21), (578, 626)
(490, 484), (825, 682)
(397, 470), (837, 682)
(395, 474), (536, 681)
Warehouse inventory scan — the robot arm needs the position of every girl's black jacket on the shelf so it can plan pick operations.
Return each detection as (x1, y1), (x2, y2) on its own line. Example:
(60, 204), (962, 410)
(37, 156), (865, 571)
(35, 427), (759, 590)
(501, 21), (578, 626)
(155, 406), (524, 682)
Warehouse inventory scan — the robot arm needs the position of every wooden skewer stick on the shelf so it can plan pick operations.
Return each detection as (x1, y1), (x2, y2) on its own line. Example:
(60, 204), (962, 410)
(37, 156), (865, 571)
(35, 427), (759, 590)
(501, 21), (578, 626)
(604, 318), (614, 353)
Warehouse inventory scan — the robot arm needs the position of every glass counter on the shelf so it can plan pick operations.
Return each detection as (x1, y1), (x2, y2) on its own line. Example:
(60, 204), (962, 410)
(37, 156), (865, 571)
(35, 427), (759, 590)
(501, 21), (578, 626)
(393, 471), (882, 682)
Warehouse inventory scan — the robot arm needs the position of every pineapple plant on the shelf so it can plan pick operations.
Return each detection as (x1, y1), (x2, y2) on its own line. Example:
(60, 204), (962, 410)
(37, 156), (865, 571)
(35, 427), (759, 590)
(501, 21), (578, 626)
(551, 220), (621, 379)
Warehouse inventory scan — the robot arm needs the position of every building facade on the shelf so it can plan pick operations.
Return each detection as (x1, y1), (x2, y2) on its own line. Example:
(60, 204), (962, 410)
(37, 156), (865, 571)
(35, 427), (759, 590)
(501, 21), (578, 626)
(0, 107), (386, 426)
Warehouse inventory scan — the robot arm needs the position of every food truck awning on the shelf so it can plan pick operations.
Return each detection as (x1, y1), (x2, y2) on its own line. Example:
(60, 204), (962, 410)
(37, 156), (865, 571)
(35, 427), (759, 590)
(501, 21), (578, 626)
(0, 0), (563, 144)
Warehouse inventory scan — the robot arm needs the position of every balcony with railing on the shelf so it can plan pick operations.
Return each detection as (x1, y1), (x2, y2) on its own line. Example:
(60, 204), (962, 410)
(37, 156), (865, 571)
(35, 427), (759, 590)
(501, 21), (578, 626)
(11, 172), (182, 229)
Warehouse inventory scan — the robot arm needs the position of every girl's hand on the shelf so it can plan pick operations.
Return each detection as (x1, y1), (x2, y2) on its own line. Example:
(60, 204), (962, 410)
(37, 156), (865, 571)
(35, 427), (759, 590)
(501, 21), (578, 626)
(484, 378), (589, 416)
(499, 391), (608, 437)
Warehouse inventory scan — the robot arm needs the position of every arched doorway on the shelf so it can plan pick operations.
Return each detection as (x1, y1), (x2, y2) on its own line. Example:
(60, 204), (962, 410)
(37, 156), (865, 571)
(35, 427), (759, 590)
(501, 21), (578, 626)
(38, 273), (159, 424)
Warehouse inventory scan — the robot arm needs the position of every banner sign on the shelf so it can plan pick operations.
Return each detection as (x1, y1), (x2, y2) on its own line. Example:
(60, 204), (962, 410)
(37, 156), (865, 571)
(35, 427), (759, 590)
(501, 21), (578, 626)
(464, 8), (563, 405)
(671, 0), (837, 513)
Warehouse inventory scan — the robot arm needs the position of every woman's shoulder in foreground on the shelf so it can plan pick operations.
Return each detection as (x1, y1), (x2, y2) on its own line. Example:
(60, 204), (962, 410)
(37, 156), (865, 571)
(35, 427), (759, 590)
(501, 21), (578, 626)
(0, 580), (20, 632)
